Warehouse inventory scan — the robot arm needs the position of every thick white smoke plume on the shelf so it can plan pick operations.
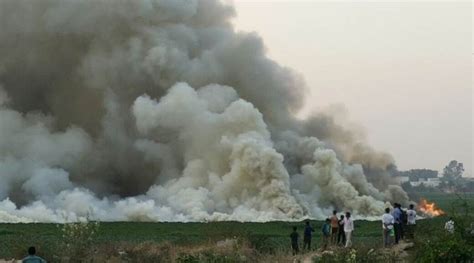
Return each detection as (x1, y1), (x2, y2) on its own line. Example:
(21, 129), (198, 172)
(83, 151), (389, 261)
(0, 0), (408, 222)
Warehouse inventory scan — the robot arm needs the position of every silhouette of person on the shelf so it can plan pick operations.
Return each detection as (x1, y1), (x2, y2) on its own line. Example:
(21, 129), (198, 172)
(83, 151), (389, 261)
(290, 226), (299, 255)
(321, 218), (331, 250)
(303, 220), (315, 250)
(337, 214), (346, 245)
(22, 247), (46, 263)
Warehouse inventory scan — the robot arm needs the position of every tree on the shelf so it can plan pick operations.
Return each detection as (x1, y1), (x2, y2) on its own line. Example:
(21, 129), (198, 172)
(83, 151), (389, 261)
(443, 160), (464, 179)
(401, 181), (414, 193)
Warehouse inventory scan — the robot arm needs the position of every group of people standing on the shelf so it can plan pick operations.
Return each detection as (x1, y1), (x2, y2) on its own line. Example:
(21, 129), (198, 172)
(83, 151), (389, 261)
(382, 203), (417, 248)
(328, 210), (354, 248)
(290, 204), (419, 254)
(290, 211), (354, 255)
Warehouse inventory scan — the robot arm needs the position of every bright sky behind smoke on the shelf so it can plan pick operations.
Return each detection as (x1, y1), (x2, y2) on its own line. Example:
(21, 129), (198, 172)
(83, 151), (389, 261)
(232, 0), (473, 176)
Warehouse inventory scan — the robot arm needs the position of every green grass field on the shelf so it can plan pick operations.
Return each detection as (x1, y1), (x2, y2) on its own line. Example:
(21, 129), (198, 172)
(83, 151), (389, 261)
(0, 192), (472, 260)
(0, 220), (381, 257)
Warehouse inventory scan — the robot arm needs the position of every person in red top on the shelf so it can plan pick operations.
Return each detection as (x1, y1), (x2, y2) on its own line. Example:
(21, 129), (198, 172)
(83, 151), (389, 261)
(330, 210), (339, 245)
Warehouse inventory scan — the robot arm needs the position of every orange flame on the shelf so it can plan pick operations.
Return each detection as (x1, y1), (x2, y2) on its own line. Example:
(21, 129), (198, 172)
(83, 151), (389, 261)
(418, 198), (445, 217)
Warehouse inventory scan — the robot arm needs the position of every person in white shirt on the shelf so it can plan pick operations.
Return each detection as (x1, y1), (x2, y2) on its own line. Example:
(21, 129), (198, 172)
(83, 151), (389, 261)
(445, 217), (455, 234)
(406, 204), (417, 239)
(382, 207), (394, 247)
(344, 212), (354, 248)
(406, 204), (416, 225)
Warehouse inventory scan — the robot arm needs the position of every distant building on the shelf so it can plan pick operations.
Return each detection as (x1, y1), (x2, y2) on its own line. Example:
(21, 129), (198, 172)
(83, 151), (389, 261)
(464, 177), (474, 182)
(396, 176), (410, 183)
(425, 177), (441, 187)
(397, 169), (438, 182)
(410, 177), (441, 187)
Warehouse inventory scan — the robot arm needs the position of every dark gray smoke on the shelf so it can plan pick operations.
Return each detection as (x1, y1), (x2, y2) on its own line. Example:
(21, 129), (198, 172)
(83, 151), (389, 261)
(0, 0), (407, 222)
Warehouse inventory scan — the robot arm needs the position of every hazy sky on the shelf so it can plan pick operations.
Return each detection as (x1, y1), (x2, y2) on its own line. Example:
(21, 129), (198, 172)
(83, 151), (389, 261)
(232, 1), (472, 176)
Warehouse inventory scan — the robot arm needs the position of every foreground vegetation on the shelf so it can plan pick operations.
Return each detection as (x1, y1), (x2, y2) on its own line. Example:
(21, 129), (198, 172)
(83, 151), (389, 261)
(0, 193), (472, 262)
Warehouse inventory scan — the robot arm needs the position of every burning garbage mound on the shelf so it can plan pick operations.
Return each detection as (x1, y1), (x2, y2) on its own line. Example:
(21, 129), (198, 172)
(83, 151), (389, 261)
(418, 199), (445, 217)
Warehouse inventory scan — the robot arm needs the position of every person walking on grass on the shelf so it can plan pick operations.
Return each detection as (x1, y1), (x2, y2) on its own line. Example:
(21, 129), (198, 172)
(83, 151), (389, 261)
(321, 218), (331, 250)
(337, 214), (346, 246)
(303, 220), (315, 250)
(330, 210), (339, 245)
(290, 226), (299, 255)
(382, 207), (394, 248)
(22, 247), (46, 263)
(344, 212), (354, 248)
(406, 204), (416, 239)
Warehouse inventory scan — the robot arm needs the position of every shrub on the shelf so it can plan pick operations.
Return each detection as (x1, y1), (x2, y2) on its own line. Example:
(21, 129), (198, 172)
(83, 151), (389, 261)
(245, 233), (279, 253)
(117, 241), (174, 262)
(58, 220), (100, 260)
(312, 247), (395, 263)
(414, 195), (474, 262)
(414, 231), (474, 263)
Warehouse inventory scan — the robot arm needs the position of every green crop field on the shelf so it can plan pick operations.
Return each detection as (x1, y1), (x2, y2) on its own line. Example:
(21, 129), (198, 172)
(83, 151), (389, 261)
(0, 192), (472, 261)
(0, 220), (372, 257)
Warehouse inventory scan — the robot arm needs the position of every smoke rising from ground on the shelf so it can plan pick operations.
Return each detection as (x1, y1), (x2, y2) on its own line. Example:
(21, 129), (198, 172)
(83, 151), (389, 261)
(0, 0), (407, 222)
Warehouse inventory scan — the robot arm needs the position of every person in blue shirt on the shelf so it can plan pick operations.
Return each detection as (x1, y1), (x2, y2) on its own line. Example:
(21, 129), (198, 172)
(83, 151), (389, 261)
(321, 218), (331, 250)
(303, 220), (315, 250)
(392, 203), (403, 244)
(22, 247), (46, 263)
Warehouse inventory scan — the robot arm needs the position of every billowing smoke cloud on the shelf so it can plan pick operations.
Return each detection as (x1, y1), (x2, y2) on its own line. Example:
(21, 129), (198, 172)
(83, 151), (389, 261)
(0, 0), (407, 222)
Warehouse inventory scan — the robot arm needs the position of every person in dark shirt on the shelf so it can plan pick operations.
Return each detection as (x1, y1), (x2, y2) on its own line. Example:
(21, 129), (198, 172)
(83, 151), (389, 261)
(337, 214), (346, 246)
(303, 220), (315, 250)
(22, 247), (46, 263)
(321, 218), (331, 250)
(290, 226), (299, 255)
